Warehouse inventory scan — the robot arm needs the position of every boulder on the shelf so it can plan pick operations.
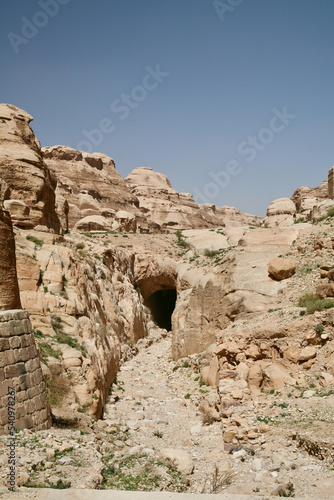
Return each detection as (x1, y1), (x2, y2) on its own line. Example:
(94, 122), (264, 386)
(201, 356), (219, 386)
(267, 198), (297, 216)
(62, 347), (82, 370)
(262, 364), (295, 391)
(247, 364), (263, 392)
(316, 283), (334, 298)
(264, 198), (296, 227)
(74, 215), (112, 232)
(268, 257), (295, 280)
(298, 346), (317, 362)
(113, 210), (137, 232)
(160, 448), (194, 475)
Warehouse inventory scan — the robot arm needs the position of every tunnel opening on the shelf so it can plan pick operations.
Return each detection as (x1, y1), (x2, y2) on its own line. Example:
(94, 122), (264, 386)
(145, 288), (177, 331)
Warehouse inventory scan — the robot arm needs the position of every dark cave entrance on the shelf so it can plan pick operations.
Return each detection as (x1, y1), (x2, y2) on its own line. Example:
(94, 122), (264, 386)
(146, 289), (177, 331)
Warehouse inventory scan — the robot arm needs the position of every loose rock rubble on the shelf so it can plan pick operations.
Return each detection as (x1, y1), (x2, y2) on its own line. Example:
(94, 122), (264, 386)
(2, 326), (333, 497)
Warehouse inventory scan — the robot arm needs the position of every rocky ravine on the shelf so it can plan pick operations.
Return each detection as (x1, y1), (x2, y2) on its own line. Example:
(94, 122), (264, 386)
(1, 103), (334, 497)
(1, 327), (334, 497)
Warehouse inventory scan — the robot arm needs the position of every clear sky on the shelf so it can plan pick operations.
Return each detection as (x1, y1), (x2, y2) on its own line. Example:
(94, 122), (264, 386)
(1, 0), (333, 216)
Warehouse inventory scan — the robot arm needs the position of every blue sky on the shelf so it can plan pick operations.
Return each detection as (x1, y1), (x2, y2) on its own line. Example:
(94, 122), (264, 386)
(1, 0), (333, 216)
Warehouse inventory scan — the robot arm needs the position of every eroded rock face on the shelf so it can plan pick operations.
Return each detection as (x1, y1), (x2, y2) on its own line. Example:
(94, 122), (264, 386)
(125, 167), (263, 231)
(14, 233), (148, 419)
(292, 180), (329, 210)
(0, 206), (21, 310)
(263, 198), (297, 227)
(172, 226), (299, 359)
(0, 104), (60, 232)
(42, 146), (140, 230)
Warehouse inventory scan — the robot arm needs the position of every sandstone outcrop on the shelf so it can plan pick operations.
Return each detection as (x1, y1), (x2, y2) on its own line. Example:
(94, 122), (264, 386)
(291, 180), (328, 210)
(125, 167), (263, 231)
(0, 206), (21, 310)
(0, 104), (60, 232)
(263, 197), (297, 227)
(14, 230), (148, 419)
(42, 146), (140, 230)
(172, 226), (299, 359)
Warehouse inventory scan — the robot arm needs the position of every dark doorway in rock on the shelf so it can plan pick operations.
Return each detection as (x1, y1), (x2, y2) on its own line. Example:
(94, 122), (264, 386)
(146, 289), (177, 331)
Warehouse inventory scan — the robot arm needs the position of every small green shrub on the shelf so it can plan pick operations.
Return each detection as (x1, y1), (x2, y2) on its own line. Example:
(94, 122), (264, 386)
(51, 315), (62, 334)
(44, 375), (69, 406)
(48, 479), (72, 489)
(76, 242), (85, 250)
(32, 329), (44, 339)
(327, 206), (334, 218)
(153, 430), (163, 438)
(297, 293), (334, 314)
(26, 235), (44, 247)
(175, 231), (189, 249)
(55, 331), (87, 357)
(294, 217), (304, 224)
(315, 324), (325, 334)
(203, 248), (219, 257)
(184, 393), (191, 399)
(39, 343), (62, 361)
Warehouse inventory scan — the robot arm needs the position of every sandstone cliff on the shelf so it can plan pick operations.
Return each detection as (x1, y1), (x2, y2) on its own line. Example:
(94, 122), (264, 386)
(0, 104), (60, 233)
(0, 206), (21, 310)
(125, 167), (263, 231)
(42, 145), (140, 231)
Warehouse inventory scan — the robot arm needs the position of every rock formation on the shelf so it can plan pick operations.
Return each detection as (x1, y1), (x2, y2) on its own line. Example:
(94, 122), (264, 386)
(42, 145), (140, 231)
(2, 103), (334, 496)
(125, 167), (263, 231)
(0, 104), (60, 233)
(0, 206), (21, 310)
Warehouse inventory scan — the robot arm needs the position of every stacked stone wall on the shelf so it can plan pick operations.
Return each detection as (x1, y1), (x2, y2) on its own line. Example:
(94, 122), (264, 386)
(0, 310), (50, 434)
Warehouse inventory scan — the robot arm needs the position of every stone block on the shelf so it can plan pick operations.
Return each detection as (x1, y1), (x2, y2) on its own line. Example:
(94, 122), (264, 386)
(22, 319), (32, 334)
(9, 336), (21, 349)
(34, 395), (45, 412)
(16, 389), (28, 403)
(21, 333), (34, 348)
(0, 407), (8, 426)
(27, 344), (37, 358)
(0, 384), (8, 398)
(25, 398), (36, 414)
(4, 350), (16, 365)
(16, 415), (33, 430)
(15, 403), (25, 420)
(25, 357), (40, 372)
(0, 338), (10, 351)
(31, 369), (43, 386)
(4, 364), (19, 379)
(0, 324), (12, 337)
(27, 386), (40, 400)
(0, 310), (27, 323)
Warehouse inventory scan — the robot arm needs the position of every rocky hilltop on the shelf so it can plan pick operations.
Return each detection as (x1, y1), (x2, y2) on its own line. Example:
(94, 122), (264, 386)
(1, 103), (334, 498)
